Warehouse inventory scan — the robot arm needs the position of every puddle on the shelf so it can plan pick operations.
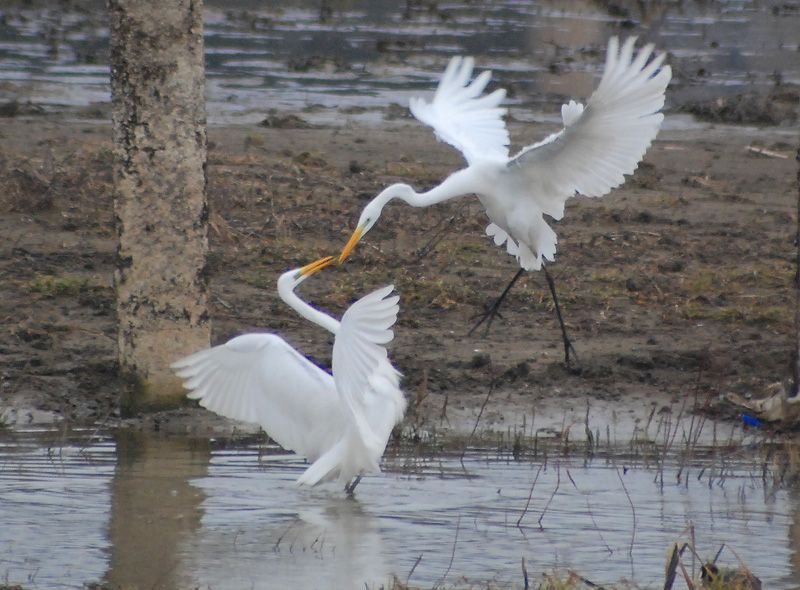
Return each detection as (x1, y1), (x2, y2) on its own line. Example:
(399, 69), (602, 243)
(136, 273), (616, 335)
(0, 431), (114, 589)
(2, 428), (800, 588)
(0, 1), (798, 124)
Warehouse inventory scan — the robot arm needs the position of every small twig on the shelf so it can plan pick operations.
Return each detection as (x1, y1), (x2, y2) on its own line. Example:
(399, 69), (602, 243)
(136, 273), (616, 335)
(746, 144), (790, 159)
(568, 570), (606, 588)
(406, 553), (423, 585)
(677, 374), (707, 486)
(584, 401), (595, 455)
(690, 520), (697, 578)
(677, 557), (696, 590)
(521, 557), (529, 590)
(214, 295), (233, 310)
(517, 463), (544, 527)
(435, 513), (460, 589)
(726, 544), (754, 572)
(439, 391), (450, 426)
(663, 543), (686, 590)
(605, 230), (662, 239)
(712, 544), (725, 565)
(567, 468), (613, 555)
(538, 461), (561, 528)
(273, 522), (294, 553)
(667, 397), (688, 457)
(412, 208), (465, 262)
(616, 466), (637, 559)
(460, 360), (495, 465)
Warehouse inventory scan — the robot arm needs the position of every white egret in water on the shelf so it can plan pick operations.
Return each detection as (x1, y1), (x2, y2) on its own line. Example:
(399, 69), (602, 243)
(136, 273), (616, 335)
(339, 37), (671, 365)
(171, 256), (406, 494)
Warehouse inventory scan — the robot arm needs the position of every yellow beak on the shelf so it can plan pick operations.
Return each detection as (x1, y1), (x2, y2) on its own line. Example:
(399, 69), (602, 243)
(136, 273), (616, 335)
(297, 255), (335, 278)
(338, 225), (364, 264)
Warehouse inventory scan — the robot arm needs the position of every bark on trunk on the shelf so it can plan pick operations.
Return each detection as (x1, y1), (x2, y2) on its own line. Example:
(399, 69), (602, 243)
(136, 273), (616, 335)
(109, 0), (209, 412)
(795, 145), (800, 397)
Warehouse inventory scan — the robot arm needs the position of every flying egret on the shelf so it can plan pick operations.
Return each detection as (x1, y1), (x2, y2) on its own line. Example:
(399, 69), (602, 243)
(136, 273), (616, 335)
(339, 37), (671, 365)
(171, 255), (406, 494)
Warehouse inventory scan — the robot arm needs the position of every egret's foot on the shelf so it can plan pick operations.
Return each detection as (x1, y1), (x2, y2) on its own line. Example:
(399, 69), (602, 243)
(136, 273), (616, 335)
(345, 475), (362, 496)
(468, 299), (506, 337)
(542, 265), (578, 369)
(561, 331), (579, 370)
(467, 268), (524, 337)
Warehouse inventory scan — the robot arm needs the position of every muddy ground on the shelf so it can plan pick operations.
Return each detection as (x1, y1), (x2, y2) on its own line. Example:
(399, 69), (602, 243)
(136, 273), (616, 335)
(0, 104), (797, 436)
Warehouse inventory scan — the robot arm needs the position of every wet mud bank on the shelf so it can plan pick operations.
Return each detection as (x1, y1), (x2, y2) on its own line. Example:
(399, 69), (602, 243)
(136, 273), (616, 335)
(0, 112), (796, 439)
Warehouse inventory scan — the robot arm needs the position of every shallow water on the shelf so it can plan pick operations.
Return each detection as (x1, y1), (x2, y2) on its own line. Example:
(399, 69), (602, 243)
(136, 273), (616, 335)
(2, 427), (800, 589)
(0, 0), (798, 124)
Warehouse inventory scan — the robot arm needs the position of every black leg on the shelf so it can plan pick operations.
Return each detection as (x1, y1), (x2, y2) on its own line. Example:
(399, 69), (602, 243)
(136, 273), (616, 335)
(542, 265), (577, 367)
(345, 475), (362, 496)
(469, 267), (525, 336)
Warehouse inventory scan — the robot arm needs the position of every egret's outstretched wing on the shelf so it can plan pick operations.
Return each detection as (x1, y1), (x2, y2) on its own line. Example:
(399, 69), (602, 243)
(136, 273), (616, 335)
(331, 285), (401, 446)
(508, 37), (671, 220)
(410, 56), (510, 165)
(172, 333), (343, 460)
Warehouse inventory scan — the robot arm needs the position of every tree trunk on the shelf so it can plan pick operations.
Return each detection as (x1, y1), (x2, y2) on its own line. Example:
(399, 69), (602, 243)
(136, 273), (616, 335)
(109, 0), (209, 412)
(795, 145), (800, 397)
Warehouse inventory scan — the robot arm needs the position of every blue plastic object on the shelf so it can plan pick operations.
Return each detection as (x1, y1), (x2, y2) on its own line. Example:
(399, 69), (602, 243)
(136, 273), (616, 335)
(741, 414), (762, 428)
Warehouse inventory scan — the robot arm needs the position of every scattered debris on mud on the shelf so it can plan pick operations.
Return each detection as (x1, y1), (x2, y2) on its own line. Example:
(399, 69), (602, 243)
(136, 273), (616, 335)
(682, 84), (800, 126)
(0, 113), (796, 432)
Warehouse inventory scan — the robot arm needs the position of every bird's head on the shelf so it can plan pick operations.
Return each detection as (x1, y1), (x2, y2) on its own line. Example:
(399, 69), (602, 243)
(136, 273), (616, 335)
(339, 183), (414, 263)
(278, 255), (335, 290)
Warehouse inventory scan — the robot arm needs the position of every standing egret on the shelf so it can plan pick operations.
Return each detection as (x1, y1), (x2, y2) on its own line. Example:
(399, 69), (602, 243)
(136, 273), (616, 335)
(171, 255), (406, 494)
(338, 37), (671, 365)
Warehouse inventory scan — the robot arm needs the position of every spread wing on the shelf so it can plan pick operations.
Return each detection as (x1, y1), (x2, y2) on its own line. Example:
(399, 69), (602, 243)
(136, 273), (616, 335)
(409, 56), (510, 165)
(171, 333), (343, 461)
(331, 285), (401, 448)
(508, 36), (671, 220)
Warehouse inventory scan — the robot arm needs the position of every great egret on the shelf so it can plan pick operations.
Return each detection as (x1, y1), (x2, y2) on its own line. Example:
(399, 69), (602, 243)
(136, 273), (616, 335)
(339, 37), (671, 365)
(171, 255), (406, 493)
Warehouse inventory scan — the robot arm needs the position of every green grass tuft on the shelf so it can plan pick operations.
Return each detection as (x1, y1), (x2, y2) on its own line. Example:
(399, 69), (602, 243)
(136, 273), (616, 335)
(28, 274), (96, 298)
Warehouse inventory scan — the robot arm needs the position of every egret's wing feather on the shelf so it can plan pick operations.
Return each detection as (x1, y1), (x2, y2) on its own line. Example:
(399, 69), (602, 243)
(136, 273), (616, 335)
(296, 422), (383, 488)
(508, 37), (671, 219)
(172, 333), (342, 460)
(335, 286), (406, 464)
(332, 285), (401, 449)
(410, 56), (510, 165)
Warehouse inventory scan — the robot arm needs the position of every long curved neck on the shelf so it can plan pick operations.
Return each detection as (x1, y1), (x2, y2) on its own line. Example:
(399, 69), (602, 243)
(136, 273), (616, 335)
(278, 278), (339, 335)
(400, 167), (477, 208)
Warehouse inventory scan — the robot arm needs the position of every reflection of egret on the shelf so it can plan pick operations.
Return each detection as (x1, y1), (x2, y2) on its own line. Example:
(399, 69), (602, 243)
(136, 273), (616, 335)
(180, 485), (390, 590)
(339, 37), (671, 365)
(172, 256), (406, 493)
(292, 497), (387, 582)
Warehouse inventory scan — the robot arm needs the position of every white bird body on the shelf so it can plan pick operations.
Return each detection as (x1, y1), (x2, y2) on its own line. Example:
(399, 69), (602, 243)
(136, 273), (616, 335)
(340, 37), (672, 274)
(171, 257), (406, 488)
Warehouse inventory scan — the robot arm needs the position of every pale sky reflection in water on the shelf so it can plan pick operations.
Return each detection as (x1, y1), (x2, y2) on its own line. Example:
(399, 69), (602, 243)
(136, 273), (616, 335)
(2, 431), (800, 589)
(0, 1), (798, 124)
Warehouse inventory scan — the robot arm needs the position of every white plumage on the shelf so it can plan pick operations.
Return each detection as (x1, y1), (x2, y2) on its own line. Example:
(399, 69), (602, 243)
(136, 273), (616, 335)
(409, 56), (509, 165)
(339, 36), (671, 274)
(171, 257), (406, 490)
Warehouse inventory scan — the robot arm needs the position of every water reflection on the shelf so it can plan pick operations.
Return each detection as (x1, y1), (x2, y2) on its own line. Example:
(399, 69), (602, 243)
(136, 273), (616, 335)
(2, 430), (800, 588)
(183, 491), (389, 589)
(0, 1), (798, 124)
(0, 429), (114, 588)
(105, 432), (210, 590)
